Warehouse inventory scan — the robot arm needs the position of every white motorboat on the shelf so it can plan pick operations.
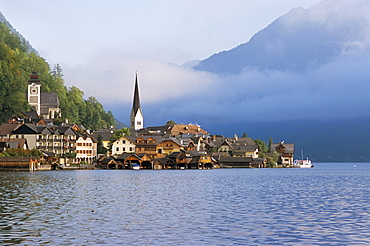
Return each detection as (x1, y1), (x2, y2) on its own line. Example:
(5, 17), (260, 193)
(294, 150), (313, 168)
(294, 159), (313, 168)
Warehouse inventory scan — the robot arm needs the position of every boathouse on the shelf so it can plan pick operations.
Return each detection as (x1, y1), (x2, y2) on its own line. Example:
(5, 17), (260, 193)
(218, 156), (253, 168)
(0, 156), (38, 171)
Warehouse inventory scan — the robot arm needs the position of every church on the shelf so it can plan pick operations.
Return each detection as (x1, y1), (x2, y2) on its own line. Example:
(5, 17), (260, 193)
(27, 72), (61, 120)
(130, 72), (144, 131)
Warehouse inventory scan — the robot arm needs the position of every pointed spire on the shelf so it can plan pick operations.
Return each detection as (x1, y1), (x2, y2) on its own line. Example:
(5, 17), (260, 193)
(130, 72), (144, 130)
(132, 72), (141, 114)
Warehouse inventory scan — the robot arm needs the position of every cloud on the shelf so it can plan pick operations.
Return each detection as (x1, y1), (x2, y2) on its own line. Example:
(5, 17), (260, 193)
(61, 0), (370, 127)
(63, 46), (370, 128)
(63, 51), (217, 104)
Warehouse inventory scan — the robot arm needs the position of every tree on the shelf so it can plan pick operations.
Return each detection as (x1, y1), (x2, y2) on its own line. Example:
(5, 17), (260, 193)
(97, 134), (108, 154)
(0, 148), (43, 158)
(0, 22), (116, 128)
(254, 139), (268, 153)
(166, 120), (176, 126)
(110, 128), (131, 142)
(242, 133), (248, 138)
(268, 137), (273, 153)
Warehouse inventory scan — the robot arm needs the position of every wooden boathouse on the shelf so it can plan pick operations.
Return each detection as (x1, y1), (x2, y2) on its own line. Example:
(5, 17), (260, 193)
(0, 156), (39, 171)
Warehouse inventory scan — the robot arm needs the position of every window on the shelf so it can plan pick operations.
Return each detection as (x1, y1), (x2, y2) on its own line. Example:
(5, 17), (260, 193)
(122, 147), (126, 152)
(122, 140), (126, 144)
(116, 147), (119, 152)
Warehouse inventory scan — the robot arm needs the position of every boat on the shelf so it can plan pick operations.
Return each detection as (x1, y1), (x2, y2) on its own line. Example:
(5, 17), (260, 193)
(294, 150), (313, 168)
(131, 164), (140, 170)
(293, 158), (313, 168)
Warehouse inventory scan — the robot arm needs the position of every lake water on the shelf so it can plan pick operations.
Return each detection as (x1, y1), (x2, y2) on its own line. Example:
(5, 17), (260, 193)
(1, 163), (370, 245)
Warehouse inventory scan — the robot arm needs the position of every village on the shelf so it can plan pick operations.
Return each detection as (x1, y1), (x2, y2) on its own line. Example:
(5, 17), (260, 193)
(0, 72), (295, 171)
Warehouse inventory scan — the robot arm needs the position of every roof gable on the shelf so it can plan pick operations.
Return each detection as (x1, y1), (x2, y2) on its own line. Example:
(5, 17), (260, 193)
(13, 124), (38, 134)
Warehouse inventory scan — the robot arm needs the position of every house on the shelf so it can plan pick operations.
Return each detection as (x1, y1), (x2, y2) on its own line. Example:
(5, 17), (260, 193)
(156, 137), (185, 157)
(0, 138), (28, 151)
(232, 143), (259, 158)
(111, 136), (135, 156)
(217, 140), (234, 156)
(91, 128), (114, 150)
(75, 135), (97, 164)
(11, 124), (77, 157)
(128, 136), (162, 159)
(271, 142), (295, 166)
(0, 124), (21, 138)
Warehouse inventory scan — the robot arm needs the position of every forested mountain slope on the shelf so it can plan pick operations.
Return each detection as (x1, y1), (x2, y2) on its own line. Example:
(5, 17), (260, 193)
(0, 21), (114, 130)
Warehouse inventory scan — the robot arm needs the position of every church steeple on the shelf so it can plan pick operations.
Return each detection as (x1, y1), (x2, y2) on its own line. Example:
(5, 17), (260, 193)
(130, 72), (144, 130)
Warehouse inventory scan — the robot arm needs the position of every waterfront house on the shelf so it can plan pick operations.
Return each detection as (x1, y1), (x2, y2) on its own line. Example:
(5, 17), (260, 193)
(217, 140), (234, 156)
(128, 135), (162, 159)
(156, 137), (185, 157)
(9, 124), (77, 157)
(232, 143), (259, 158)
(75, 135), (97, 164)
(271, 142), (295, 166)
(111, 135), (135, 156)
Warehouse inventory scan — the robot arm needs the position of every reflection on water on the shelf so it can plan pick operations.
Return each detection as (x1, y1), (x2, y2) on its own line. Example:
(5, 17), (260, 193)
(1, 163), (370, 245)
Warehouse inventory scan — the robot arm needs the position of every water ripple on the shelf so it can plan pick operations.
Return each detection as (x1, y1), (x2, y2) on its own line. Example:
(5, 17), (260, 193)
(1, 164), (370, 245)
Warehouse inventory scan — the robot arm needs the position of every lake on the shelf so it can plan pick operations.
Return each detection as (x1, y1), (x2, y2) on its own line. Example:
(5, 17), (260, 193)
(1, 163), (370, 245)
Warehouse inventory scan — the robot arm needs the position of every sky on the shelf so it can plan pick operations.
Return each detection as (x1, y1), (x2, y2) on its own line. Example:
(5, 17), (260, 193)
(2, 0), (357, 135)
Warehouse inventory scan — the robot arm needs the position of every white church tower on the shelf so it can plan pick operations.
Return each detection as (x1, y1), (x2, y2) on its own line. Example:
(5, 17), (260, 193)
(27, 72), (41, 115)
(130, 72), (144, 130)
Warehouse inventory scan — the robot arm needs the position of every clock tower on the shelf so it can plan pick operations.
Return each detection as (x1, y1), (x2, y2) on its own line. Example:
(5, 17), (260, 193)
(27, 72), (41, 115)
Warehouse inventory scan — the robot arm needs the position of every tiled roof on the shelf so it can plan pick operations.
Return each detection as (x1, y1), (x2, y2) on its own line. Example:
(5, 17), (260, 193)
(170, 124), (209, 136)
(0, 124), (20, 136)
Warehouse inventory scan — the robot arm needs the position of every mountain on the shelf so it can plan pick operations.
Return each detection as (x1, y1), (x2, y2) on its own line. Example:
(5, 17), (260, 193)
(0, 11), (38, 55)
(195, 0), (370, 74)
(191, 0), (370, 162)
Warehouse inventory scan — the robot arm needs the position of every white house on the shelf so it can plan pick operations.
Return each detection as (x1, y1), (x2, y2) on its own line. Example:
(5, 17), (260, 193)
(111, 136), (135, 156)
(75, 136), (97, 164)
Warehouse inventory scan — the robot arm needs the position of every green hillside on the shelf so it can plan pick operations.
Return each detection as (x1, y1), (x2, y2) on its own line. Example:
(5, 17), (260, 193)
(0, 21), (114, 130)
